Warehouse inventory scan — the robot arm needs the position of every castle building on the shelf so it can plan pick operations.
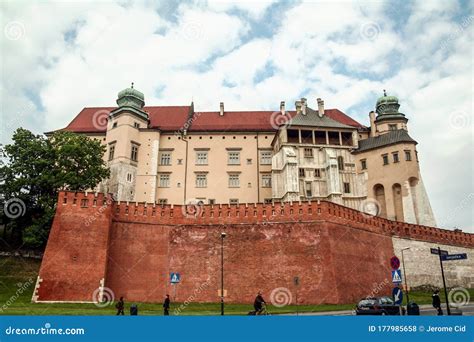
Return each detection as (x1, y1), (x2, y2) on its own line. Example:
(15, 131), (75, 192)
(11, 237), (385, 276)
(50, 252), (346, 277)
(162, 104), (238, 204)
(54, 86), (436, 226)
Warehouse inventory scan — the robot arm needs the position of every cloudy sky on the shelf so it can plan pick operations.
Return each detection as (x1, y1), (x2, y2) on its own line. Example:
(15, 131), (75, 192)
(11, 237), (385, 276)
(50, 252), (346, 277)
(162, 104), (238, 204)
(0, 0), (472, 231)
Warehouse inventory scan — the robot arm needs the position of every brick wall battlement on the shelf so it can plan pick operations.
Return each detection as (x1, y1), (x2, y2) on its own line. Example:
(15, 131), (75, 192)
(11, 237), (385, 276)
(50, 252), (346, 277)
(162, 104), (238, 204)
(58, 191), (473, 247)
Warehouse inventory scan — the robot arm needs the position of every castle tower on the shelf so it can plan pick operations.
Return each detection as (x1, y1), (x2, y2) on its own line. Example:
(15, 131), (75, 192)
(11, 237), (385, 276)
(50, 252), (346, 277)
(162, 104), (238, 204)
(355, 92), (437, 226)
(104, 84), (149, 201)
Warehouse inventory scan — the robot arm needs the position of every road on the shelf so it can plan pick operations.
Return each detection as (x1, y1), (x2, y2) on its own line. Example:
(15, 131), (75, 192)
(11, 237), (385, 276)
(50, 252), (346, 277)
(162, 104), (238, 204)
(283, 304), (474, 316)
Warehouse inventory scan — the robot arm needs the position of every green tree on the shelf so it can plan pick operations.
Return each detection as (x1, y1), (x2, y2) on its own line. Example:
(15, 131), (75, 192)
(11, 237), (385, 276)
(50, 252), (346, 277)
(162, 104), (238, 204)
(0, 128), (110, 247)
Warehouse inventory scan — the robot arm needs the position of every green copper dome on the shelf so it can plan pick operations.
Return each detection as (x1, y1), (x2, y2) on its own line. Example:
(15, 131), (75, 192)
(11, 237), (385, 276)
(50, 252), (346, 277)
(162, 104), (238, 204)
(116, 83), (145, 109)
(375, 90), (402, 116)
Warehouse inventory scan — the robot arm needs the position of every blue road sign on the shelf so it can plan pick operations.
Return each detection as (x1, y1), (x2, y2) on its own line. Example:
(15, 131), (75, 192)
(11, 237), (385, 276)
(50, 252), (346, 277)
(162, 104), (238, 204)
(392, 287), (403, 305)
(391, 270), (402, 284)
(170, 272), (181, 283)
(441, 253), (467, 261)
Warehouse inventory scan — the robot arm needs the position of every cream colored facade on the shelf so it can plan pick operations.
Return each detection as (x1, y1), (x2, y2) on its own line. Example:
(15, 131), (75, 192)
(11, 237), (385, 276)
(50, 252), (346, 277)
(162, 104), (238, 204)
(74, 87), (436, 226)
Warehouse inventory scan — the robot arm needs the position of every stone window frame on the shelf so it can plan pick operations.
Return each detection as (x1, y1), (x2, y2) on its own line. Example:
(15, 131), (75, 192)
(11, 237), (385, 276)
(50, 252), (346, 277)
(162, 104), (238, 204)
(404, 150), (412, 161)
(228, 173), (240, 188)
(382, 154), (389, 165)
(261, 173), (272, 188)
(158, 173), (170, 188)
(159, 151), (172, 165)
(360, 159), (367, 170)
(260, 150), (272, 165)
(195, 173), (208, 188)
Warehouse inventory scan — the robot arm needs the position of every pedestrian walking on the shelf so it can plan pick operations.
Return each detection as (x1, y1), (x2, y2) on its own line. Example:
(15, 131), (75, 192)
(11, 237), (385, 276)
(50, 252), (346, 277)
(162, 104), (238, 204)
(163, 294), (170, 315)
(432, 290), (443, 315)
(116, 297), (125, 315)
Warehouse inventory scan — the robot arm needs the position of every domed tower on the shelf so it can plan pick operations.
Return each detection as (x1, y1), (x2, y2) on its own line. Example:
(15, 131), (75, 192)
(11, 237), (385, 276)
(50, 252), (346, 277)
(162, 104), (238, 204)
(104, 83), (149, 201)
(355, 91), (436, 226)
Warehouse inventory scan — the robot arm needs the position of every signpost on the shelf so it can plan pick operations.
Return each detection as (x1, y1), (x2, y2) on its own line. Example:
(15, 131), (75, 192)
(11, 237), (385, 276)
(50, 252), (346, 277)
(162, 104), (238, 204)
(390, 256), (400, 270)
(391, 270), (402, 284)
(392, 287), (403, 305)
(441, 253), (467, 261)
(170, 272), (181, 300)
(430, 248), (448, 256)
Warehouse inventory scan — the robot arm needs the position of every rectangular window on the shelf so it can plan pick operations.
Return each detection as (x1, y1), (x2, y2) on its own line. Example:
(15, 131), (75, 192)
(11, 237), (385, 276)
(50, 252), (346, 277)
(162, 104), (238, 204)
(361, 159), (367, 170)
(228, 174), (240, 187)
(264, 198), (273, 204)
(393, 152), (399, 163)
(159, 174), (170, 187)
(126, 173), (133, 183)
(134, 122), (140, 129)
(130, 144), (139, 162)
(343, 182), (350, 193)
(196, 173), (207, 188)
(314, 169), (321, 178)
(261, 174), (272, 188)
(159, 152), (171, 165)
(304, 148), (313, 158)
(196, 151), (208, 165)
(229, 198), (239, 205)
(208, 199), (215, 205)
(382, 154), (389, 165)
(260, 151), (272, 165)
(389, 124), (397, 131)
(405, 150), (412, 161)
(299, 168), (305, 177)
(305, 181), (312, 197)
(108, 144), (115, 161)
(158, 199), (168, 205)
(228, 151), (240, 165)
(247, 158), (252, 165)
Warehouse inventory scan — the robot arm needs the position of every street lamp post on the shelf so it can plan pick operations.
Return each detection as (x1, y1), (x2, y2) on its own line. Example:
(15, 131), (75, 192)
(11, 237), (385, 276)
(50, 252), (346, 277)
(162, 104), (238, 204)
(401, 247), (410, 306)
(220, 232), (226, 316)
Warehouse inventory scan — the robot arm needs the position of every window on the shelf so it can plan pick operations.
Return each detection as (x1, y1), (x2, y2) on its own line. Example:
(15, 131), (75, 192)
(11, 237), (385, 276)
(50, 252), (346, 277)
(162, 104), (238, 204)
(247, 158), (252, 165)
(299, 168), (305, 177)
(228, 174), (240, 187)
(389, 124), (397, 131)
(159, 152), (171, 165)
(178, 159), (183, 165)
(229, 199), (239, 205)
(108, 144), (115, 161)
(228, 151), (240, 165)
(112, 122), (118, 129)
(208, 199), (215, 205)
(134, 122), (140, 129)
(361, 159), (367, 170)
(314, 169), (321, 178)
(405, 150), (412, 161)
(260, 151), (272, 165)
(196, 173), (207, 188)
(304, 148), (313, 158)
(262, 174), (272, 188)
(305, 182), (312, 197)
(196, 151), (208, 165)
(130, 144), (139, 162)
(159, 174), (170, 187)
(382, 154), (389, 165)
(158, 199), (168, 205)
(337, 156), (344, 170)
(126, 173), (133, 183)
(343, 182), (350, 193)
(393, 152), (399, 163)
(264, 198), (273, 204)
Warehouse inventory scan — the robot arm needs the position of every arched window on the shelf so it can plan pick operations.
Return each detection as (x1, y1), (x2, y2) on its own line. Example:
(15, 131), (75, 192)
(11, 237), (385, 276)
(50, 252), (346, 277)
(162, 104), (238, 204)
(373, 184), (387, 218)
(392, 183), (404, 221)
(337, 156), (344, 170)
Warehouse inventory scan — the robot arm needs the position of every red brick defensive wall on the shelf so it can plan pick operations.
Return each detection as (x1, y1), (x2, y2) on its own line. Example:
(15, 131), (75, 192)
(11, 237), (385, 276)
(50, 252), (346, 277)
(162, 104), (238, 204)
(33, 191), (474, 305)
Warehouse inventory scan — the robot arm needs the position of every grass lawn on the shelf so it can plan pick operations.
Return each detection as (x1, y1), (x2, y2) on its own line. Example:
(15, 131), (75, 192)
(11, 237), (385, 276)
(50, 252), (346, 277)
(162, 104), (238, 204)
(1, 256), (471, 316)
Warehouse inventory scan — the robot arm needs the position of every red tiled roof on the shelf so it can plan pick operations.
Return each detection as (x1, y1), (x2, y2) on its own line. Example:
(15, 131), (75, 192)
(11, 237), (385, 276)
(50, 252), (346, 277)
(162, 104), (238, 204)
(61, 106), (364, 133)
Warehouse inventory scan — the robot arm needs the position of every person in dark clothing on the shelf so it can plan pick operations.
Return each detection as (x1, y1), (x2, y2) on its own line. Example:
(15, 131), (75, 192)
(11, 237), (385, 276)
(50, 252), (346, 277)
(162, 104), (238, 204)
(253, 291), (266, 315)
(116, 297), (125, 315)
(432, 290), (443, 315)
(163, 294), (170, 316)
(130, 303), (138, 315)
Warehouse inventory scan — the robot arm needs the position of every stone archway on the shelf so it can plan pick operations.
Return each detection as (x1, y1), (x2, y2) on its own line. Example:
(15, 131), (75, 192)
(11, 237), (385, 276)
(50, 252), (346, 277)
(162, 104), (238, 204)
(373, 184), (387, 218)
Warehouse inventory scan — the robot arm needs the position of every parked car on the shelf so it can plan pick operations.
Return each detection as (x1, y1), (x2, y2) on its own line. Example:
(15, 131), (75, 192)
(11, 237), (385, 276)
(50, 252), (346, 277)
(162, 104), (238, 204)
(355, 297), (401, 315)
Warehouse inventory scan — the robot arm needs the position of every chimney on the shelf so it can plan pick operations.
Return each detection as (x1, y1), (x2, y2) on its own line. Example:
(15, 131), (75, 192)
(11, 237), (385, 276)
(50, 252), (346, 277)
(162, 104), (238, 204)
(219, 102), (224, 116)
(295, 100), (302, 114)
(369, 111), (376, 137)
(300, 97), (307, 115)
(317, 98), (325, 117)
(280, 101), (285, 115)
